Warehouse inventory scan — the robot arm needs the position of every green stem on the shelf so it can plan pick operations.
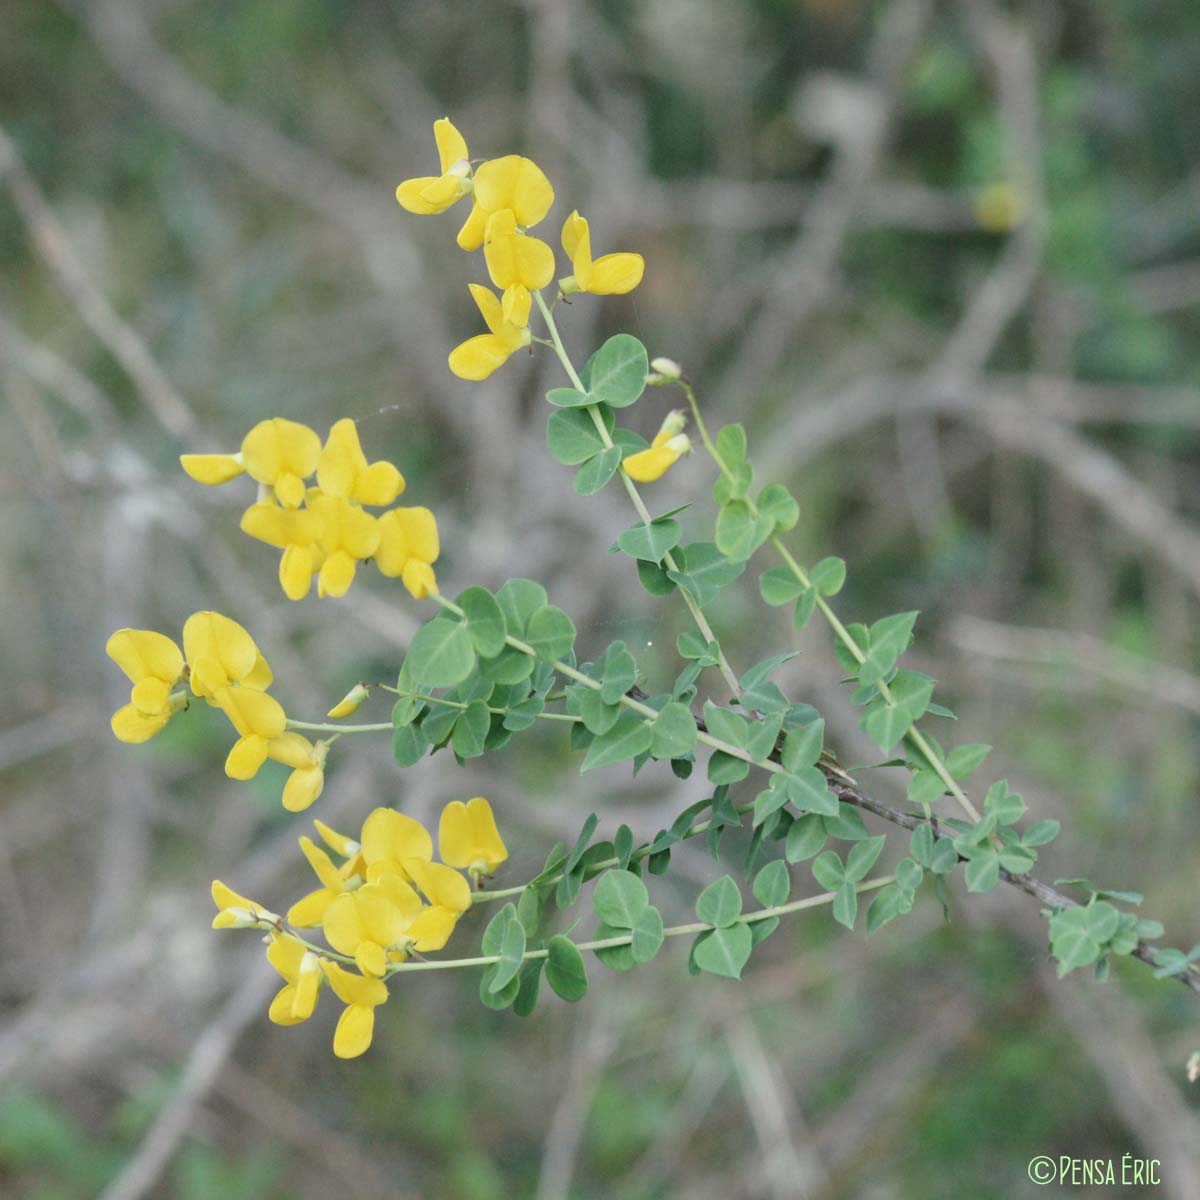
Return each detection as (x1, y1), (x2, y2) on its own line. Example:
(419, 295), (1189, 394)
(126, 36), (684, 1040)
(286, 720), (393, 734)
(533, 290), (743, 701)
(679, 381), (981, 824)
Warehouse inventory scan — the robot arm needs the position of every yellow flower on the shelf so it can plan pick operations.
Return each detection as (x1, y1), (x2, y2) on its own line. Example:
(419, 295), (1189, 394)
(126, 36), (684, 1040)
(448, 283), (532, 381)
(317, 418), (405, 507)
(360, 807), (434, 882)
(622, 414), (692, 483)
(266, 935), (323, 1026)
(181, 418), (321, 509)
(106, 629), (186, 743)
(327, 683), (370, 719)
(287, 834), (363, 928)
(267, 731), (328, 812)
(320, 959), (389, 1059)
(375, 506), (440, 599)
(182, 611), (273, 701)
(482, 209), (556, 310)
(240, 501), (326, 602)
(215, 684), (288, 779)
(439, 797), (508, 884)
(402, 859), (472, 952)
(211, 879), (279, 930)
(323, 875), (422, 977)
(307, 491), (380, 598)
(456, 154), (554, 251)
(396, 118), (473, 216)
(559, 211), (644, 296)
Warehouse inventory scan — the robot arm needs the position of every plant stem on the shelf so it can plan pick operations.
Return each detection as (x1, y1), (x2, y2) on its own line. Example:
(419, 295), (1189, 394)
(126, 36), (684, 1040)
(533, 290), (743, 700)
(388, 874), (895, 974)
(679, 380), (981, 824)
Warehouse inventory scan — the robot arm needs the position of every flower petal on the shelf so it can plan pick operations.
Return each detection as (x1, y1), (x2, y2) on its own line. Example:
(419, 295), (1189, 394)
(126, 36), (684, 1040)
(588, 252), (645, 296)
(179, 453), (244, 486)
(333, 1003), (376, 1058)
(110, 703), (170, 744)
(361, 808), (433, 869)
(106, 629), (184, 686)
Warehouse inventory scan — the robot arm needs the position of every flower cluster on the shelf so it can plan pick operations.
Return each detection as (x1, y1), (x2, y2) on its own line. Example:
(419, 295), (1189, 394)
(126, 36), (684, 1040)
(397, 118), (644, 380)
(181, 417), (439, 602)
(107, 611), (328, 811)
(212, 798), (508, 1057)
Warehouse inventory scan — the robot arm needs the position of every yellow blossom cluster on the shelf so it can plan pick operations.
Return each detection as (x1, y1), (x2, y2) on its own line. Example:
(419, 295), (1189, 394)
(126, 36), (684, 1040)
(212, 798), (508, 1058)
(397, 118), (645, 380)
(107, 611), (327, 811)
(180, 416), (439, 602)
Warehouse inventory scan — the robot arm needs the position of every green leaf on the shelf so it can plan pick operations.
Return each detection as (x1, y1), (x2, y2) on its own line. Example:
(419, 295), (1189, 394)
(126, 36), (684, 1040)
(781, 721), (824, 772)
(759, 566), (807, 606)
(983, 780), (1025, 826)
(1086, 900), (1121, 943)
(786, 814), (827, 862)
(592, 921), (636, 971)
(811, 851), (846, 892)
(545, 386), (590, 408)
(479, 646), (534, 685)
(630, 906), (665, 963)
(752, 778), (789, 827)
(666, 542), (746, 607)
(785, 767), (839, 817)
(636, 558), (676, 595)
(832, 881), (858, 929)
(757, 483), (799, 531)
(963, 853), (1000, 893)
(525, 604), (576, 662)
(809, 556), (846, 596)
(844, 835), (886, 882)
(614, 824), (634, 869)
(495, 579), (548, 637)
(582, 712), (653, 771)
(867, 886), (905, 936)
(753, 860), (791, 907)
(1022, 819), (1060, 847)
(564, 814), (599, 875)
(588, 334), (648, 408)
(597, 642), (638, 704)
(650, 702), (698, 759)
(479, 965), (520, 1009)
(793, 588), (818, 630)
(512, 958), (543, 1017)
(1049, 907), (1102, 976)
(545, 936), (589, 1001)
(946, 743), (991, 781)
(858, 611), (919, 686)
(703, 700), (749, 749)
(593, 869), (650, 929)
(715, 424), (747, 467)
(488, 913), (528, 994)
(908, 769), (945, 809)
(744, 712), (784, 761)
(547, 408), (606, 465)
(715, 500), (757, 561)
(696, 875), (743, 927)
(574, 446), (623, 494)
(458, 586), (507, 658)
(406, 618), (477, 688)
(823, 803), (869, 842)
(391, 721), (428, 767)
(451, 700), (490, 758)
(707, 751), (750, 785)
(578, 687), (622, 735)
(692, 924), (752, 979)
(616, 518), (681, 563)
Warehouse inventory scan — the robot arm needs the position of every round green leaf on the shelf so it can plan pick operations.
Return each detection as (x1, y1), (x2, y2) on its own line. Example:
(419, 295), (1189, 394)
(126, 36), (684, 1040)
(547, 409), (606, 465)
(458, 586), (507, 658)
(630, 905), (665, 964)
(406, 618), (477, 688)
(545, 936), (589, 1001)
(696, 875), (743, 927)
(650, 702), (698, 759)
(574, 446), (622, 495)
(593, 869), (650, 929)
(692, 924), (752, 979)
(588, 334), (648, 408)
(525, 604), (576, 662)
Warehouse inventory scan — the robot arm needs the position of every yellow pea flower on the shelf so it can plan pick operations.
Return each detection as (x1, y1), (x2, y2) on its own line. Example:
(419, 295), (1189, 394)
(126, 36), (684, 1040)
(214, 684), (288, 779)
(181, 418), (321, 509)
(323, 877), (422, 977)
(211, 879), (279, 930)
(439, 796), (508, 884)
(106, 629), (186, 744)
(402, 859), (472, 952)
(396, 117), (473, 216)
(306, 491), (380, 598)
(482, 209), (556, 308)
(360, 807), (434, 881)
(448, 283), (532, 381)
(266, 935), (322, 1025)
(267, 731), (328, 813)
(240, 501), (326, 602)
(375, 505), (440, 599)
(320, 959), (389, 1059)
(457, 154), (555, 251)
(327, 683), (369, 719)
(559, 211), (644, 296)
(182, 611), (272, 701)
(317, 418), (406, 507)
(287, 834), (363, 928)
(622, 413), (692, 484)
(313, 818), (363, 868)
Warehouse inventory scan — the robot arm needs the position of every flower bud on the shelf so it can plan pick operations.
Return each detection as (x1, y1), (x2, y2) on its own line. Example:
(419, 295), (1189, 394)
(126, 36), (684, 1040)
(655, 409), (688, 441)
(649, 357), (682, 381)
(1189, 1052), (1200, 1084)
(327, 683), (369, 719)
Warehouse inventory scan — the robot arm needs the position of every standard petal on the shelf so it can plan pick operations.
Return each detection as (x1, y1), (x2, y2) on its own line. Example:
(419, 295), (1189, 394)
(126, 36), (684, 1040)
(212, 879), (257, 913)
(130, 676), (171, 716)
(467, 283), (504, 335)
(375, 507), (440, 577)
(106, 629), (184, 686)
(316, 418), (366, 500)
(266, 934), (306, 981)
(321, 958), (389, 1007)
(396, 175), (447, 215)
(317, 550), (357, 599)
(433, 117), (468, 174)
(456, 202), (488, 250)
(354, 461), (405, 507)
(448, 333), (512, 381)
(473, 155), (554, 228)
(183, 612), (259, 689)
(225, 734), (269, 780)
(361, 808), (433, 868)
(241, 418), (321, 489)
(179, 453), (244, 486)
(282, 766), (325, 813)
(268, 984), (307, 1026)
(407, 906), (460, 952)
(589, 252), (645, 295)
(403, 859), (471, 914)
(286, 886), (334, 928)
(216, 686), (286, 739)
(268, 732), (318, 770)
(438, 799), (473, 869)
(298, 835), (343, 890)
(401, 561), (437, 600)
